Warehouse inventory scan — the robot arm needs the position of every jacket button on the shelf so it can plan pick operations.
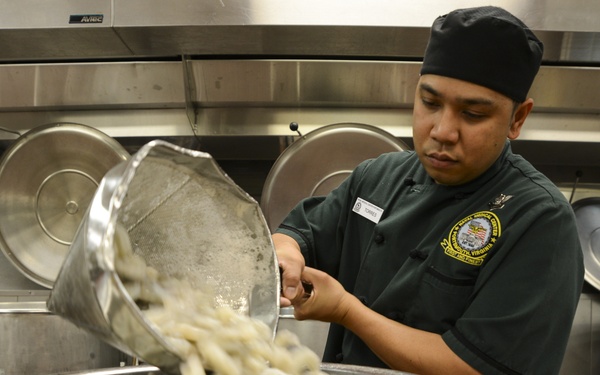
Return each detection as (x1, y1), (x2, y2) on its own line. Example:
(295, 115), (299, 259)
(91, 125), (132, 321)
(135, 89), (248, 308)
(335, 353), (344, 363)
(358, 296), (369, 305)
(374, 234), (384, 244)
(409, 249), (428, 260)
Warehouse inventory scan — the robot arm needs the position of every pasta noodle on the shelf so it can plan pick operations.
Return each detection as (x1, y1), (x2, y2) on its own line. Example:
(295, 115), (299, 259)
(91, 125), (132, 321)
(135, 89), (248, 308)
(114, 224), (326, 375)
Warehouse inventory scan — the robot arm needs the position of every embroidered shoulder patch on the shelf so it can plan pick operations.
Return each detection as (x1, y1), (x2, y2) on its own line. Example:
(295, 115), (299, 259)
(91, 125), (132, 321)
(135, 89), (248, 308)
(440, 211), (501, 266)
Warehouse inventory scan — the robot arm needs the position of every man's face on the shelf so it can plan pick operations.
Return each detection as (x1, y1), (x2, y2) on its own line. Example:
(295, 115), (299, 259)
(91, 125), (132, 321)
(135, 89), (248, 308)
(412, 74), (528, 186)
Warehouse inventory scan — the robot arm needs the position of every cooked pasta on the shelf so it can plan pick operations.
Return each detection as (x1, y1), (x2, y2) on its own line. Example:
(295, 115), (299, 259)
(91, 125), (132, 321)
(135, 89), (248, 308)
(114, 224), (326, 375)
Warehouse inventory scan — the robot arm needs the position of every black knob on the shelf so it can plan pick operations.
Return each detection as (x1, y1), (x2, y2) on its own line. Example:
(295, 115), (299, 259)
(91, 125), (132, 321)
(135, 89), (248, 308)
(289, 122), (302, 136)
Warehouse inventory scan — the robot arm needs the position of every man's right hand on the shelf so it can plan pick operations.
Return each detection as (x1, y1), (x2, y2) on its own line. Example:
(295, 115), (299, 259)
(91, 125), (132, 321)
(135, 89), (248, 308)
(272, 233), (306, 306)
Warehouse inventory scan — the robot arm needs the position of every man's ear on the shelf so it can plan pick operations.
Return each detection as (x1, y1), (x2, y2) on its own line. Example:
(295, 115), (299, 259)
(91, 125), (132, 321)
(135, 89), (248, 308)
(508, 98), (534, 140)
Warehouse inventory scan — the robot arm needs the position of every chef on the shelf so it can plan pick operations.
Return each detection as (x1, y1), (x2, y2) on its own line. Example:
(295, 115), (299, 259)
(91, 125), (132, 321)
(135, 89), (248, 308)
(274, 6), (584, 375)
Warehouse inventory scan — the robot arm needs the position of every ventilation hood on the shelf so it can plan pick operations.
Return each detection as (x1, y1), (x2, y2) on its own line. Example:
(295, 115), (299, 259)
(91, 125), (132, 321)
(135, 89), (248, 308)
(0, 0), (598, 147)
(1, 0), (599, 63)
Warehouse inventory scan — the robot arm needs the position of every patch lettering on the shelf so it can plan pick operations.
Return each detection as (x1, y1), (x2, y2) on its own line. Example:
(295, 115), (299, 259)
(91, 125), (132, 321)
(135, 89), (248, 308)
(440, 211), (501, 266)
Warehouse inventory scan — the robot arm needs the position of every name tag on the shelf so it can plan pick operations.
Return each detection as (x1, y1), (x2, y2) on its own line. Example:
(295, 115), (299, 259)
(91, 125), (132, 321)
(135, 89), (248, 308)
(352, 197), (384, 224)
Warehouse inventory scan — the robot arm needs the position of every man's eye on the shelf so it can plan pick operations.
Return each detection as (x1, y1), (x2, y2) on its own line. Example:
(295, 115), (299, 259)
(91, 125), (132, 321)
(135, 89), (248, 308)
(463, 111), (486, 119)
(421, 98), (439, 108)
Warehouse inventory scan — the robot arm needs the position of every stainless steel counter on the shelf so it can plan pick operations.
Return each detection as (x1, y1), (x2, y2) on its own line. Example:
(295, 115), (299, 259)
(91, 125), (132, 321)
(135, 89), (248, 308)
(56, 363), (414, 375)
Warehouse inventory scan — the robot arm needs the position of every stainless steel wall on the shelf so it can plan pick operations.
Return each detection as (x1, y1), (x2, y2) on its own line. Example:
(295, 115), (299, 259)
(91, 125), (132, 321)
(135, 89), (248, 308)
(0, 60), (598, 140)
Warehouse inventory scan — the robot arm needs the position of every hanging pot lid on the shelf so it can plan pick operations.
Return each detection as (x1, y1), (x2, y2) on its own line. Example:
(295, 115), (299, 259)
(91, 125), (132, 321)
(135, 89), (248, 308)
(260, 123), (410, 232)
(573, 197), (600, 290)
(0, 123), (129, 288)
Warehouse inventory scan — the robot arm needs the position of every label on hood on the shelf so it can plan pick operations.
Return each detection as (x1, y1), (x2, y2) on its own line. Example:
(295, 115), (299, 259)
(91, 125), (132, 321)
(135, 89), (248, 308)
(69, 15), (104, 24)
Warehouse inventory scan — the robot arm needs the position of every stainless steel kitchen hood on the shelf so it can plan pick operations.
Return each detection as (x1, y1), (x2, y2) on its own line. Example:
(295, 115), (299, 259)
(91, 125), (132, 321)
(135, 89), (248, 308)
(0, 0), (598, 143)
(0, 0), (599, 63)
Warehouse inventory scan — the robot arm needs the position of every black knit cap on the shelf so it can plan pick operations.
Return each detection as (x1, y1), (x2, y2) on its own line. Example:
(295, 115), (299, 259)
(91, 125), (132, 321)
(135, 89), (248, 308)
(420, 6), (543, 102)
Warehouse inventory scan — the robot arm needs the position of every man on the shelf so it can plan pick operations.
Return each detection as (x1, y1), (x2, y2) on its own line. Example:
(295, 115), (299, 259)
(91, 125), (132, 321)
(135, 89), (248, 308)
(274, 6), (584, 375)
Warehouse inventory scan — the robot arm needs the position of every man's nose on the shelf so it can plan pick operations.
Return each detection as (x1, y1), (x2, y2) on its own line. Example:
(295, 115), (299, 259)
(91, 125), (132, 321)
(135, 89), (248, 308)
(430, 109), (459, 144)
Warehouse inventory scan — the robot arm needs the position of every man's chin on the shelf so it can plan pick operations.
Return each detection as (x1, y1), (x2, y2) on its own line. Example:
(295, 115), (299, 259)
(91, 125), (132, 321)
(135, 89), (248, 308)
(425, 169), (462, 186)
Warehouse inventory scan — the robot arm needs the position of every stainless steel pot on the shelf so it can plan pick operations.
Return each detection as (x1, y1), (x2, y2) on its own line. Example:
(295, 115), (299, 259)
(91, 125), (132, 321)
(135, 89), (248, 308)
(278, 306), (330, 359)
(260, 123), (410, 232)
(0, 301), (129, 375)
(47, 140), (279, 374)
(573, 197), (600, 290)
(0, 122), (129, 288)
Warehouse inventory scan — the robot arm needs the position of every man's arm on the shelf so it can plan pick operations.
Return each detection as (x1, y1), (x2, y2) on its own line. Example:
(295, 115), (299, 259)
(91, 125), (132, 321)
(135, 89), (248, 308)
(296, 267), (480, 375)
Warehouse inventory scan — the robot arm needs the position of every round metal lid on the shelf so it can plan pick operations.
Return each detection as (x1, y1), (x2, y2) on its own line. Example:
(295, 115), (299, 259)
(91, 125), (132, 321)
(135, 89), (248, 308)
(0, 123), (129, 288)
(573, 197), (600, 290)
(260, 123), (410, 232)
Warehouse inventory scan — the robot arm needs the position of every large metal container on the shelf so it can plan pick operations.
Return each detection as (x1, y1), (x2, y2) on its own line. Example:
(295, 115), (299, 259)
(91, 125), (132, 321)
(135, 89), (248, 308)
(278, 306), (330, 359)
(0, 301), (129, 375)
(47, 140), (279, 374)
(260, 123), (410, 232)
(0, 122), (129, 289)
